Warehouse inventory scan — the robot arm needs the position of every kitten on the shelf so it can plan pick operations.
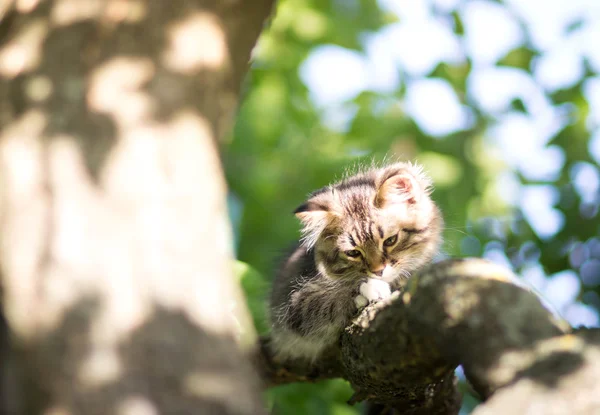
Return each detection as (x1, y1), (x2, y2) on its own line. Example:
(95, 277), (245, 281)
(269, 162), (443, 362)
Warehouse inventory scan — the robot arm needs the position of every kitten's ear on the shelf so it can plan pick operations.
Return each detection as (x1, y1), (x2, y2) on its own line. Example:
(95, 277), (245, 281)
(294, 192), (337, 247)
(376, 165), (428, 207)
(294, 199), (332, 227)
(294, 201), (328, 215)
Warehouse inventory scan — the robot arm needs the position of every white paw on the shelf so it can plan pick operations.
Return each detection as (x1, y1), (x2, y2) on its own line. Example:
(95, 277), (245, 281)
(354, 294), (369, 309)
(359, 279), (391, 302)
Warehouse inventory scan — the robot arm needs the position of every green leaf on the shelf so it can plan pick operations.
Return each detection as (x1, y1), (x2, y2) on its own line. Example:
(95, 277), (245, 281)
(509, 98), (527, 113)
(451, 11), (464, 36)
(497, 46), (536, 70)
(429, 62), (471, 96)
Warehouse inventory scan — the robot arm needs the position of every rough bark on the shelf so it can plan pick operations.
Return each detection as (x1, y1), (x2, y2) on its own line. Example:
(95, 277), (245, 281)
(472, 327), (600, 415)
(259, 258), (600, 415)
(0, 0), (274, 413)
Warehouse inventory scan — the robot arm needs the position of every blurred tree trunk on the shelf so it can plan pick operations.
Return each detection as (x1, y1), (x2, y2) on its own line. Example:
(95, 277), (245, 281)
(0, 0), (273, 413)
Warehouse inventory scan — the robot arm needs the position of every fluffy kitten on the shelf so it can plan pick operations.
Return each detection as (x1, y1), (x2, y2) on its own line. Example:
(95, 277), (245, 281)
(269, 162), (443, 362)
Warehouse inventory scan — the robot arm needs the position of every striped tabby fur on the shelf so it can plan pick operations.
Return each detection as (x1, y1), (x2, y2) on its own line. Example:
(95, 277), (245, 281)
(269, 162), (443, 362)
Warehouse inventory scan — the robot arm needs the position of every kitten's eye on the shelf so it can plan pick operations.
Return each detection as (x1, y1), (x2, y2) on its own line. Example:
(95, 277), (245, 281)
(383, 235), (398, 247)
(345, 250), (362, 258)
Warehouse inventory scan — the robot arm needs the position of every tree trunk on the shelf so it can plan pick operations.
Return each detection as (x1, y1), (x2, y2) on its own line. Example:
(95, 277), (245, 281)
(0, 0), (273, 413)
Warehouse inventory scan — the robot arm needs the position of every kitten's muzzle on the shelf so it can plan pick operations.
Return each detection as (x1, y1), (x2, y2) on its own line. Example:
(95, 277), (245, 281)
(369, 266), (385, 277)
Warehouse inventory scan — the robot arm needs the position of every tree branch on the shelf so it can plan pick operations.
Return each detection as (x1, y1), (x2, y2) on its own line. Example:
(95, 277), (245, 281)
(472, 327), (600, 414)
(258, 258), (595, 415)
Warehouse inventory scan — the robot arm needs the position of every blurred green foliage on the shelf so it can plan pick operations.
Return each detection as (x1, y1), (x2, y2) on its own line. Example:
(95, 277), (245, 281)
(234, 260), (270, 336)
(225, 0), (600, 413)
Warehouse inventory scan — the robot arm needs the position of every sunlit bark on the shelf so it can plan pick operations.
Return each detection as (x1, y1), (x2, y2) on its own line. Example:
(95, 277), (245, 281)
(0, 0), (273, 413)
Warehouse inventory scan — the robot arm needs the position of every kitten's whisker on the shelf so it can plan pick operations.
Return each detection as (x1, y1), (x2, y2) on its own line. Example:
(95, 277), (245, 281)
(444, 228), (469, 236)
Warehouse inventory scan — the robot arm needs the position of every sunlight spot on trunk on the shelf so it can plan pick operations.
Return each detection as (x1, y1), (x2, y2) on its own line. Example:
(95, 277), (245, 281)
(163, 12), (228, 73)
(98, 111), (239, 336)
(78, 346), (123, 387)
(0, 19), (48, 77)
(0, 110), (46, 201)
(34, 138), (150, 342)
(25, 75), (53, 102)
(0, 110), (47, 340)
(117, 397), (158, 415)
(16, 0), (41, 13)
(44, 406), (72, 415)
(51, 0), (102, 26)
(88, 57), (156, 129)
(103, 0), (147, 23)
(184, 372), (239, 400)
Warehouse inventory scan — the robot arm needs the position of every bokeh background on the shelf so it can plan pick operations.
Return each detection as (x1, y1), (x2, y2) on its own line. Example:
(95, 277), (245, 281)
(224, 0), (600, 413)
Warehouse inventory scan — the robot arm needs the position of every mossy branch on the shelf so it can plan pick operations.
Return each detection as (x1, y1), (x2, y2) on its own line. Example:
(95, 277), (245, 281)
(257, 258), (600, 414)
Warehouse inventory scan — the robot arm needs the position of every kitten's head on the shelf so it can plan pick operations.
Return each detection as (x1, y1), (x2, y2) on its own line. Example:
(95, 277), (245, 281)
(295, 162), (443, 283)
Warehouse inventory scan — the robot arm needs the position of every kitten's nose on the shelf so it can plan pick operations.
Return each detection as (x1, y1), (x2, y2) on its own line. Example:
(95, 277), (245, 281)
(370, 266), (385, 277)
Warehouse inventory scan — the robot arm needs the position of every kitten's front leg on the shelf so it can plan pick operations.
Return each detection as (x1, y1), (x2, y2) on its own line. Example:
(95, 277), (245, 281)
(270, 279), (357, 362)
(354, 278), (391, 309)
